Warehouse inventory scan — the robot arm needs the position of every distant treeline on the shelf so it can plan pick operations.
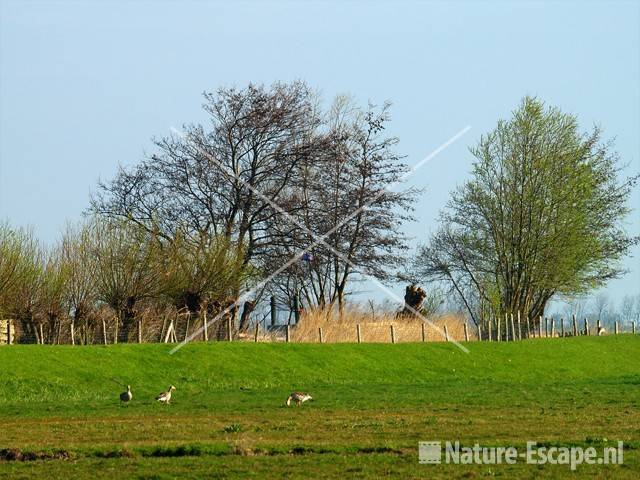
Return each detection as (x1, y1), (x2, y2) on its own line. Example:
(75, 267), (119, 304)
(1, 84), (637, 342)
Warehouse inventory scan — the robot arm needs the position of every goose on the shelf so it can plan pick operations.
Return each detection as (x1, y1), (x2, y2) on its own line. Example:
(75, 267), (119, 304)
(120, 385), (132, 403)
(156, 385), (176, 404)
(286, 392), (313, 406)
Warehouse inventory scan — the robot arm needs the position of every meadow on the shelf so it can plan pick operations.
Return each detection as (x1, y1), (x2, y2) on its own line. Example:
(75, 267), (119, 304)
(0, 336), (638, 478)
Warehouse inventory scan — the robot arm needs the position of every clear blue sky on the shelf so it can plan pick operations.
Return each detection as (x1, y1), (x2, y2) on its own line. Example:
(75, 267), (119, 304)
(1, 1), (638, 304)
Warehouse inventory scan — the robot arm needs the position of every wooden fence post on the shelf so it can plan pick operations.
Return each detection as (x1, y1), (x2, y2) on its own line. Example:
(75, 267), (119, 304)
(538, 316), (543, 338)
(390, 324), (396, 344)
(163, 320), (174, 343)
(6, 320), (13, 345)
(254, 322), (259, 342)
(560, 318), (565, 337)
(270, 296), (277, 327)
(505, 313), (510, 341)
(497, 316), (501, 342)
(584, 318), (590, 336)
(357, 324), (362, 343)
(633, 321), (636, 334)
(517, 311), (522, 340)
(102, 320), (108, 345)
(421, 323), (426, 342)
(597, 319), (602, 336)
(444, 325), (449, 342)
(286, 325), (290, 343)
(550, 318), (555, 338)
(510, 313), (516, 341)
(137, 320), (142, 344)
(70, 321), (75, 346)
(526, 317), (531, 339)
(477, 324), (482, 342)
(227, 317), (232, 341)
(464, 323), (469, 342)
(293, 295), (300, 325)
(318, 327), (323, 343)
(203, 310), (209, 342)
(39, 324), (44, 345)
(184, 315), (190, 343)
(614, 321), (619, 335)
(488, 319), (492, 341)
(544, 317), (549, 338)
(572, 315), (578, 336)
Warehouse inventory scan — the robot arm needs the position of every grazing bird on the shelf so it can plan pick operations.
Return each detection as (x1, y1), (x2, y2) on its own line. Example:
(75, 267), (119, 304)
(120, 385), (132, 404)
(155, 385), (176, 404)
(286, 392), (313, 406)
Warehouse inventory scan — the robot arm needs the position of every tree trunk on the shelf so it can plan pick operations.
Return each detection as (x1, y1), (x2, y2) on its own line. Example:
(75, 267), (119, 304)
(117, 297), (137, 343)
(400, 284), (427, 317)
(238, 301), (255, 332)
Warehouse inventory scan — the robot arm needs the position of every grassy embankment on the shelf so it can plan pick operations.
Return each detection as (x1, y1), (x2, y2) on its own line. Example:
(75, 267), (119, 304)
(0, 336), (638, 478)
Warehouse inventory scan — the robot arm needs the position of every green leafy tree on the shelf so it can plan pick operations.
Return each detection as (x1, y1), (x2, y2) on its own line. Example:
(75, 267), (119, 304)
(415, 97), (638, 326)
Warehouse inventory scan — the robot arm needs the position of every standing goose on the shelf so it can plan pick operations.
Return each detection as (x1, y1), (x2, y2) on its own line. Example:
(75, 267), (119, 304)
(286, 392), (313, 406)
(155, 385), (176, 404)
(120, 385), (132, 403)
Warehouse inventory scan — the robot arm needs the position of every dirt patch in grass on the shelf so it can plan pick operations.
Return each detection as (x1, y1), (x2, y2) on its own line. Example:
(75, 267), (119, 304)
(0, 448), (72, 461)
(0, 442), (412, 464)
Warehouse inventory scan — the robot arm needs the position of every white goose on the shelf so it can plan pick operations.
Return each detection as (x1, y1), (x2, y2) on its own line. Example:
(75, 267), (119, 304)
(120, 385), (132, 403)
(155, 385), (176, 404)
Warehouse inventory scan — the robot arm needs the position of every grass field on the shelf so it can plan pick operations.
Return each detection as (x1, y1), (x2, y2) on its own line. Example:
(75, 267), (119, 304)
(0, 336), (639, 478)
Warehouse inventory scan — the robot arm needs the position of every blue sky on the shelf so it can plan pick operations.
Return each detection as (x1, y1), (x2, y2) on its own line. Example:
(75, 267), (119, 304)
(1, 0), (638, 305)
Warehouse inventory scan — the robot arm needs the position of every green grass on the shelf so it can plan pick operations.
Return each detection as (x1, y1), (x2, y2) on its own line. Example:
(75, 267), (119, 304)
(1, 336), (639, 478)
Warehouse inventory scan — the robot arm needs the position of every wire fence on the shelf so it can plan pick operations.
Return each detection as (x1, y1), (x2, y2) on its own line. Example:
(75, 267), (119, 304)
(1, 312), (637, 346)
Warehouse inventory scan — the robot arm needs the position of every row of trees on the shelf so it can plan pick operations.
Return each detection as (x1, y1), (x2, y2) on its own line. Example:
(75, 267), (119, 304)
(2, 82), (417, 341)
(92, 82), (416, 319)
(552, 293), (640, 330)
(1, 85), (637, 342)
(0, 220), (248, 343)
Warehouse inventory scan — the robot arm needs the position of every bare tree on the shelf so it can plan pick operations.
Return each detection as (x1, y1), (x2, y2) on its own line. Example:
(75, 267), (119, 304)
(591, 292), (610, 323)
(562, 297), (587, 322)
(90, 219), (162, 342)
(159, 232), (250, 314)
(91, 82), (322, 266)
(92, 84), (417, 325)
(0, 223), (38, 316)
(267, 98), (417, 314)
(0, 224), (44, 341)
(59, 221), (99, 340)
(33, 250), (68, 344)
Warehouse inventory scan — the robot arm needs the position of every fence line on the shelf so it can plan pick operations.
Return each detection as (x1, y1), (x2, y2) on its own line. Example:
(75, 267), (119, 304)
(1, 312), (638, 346)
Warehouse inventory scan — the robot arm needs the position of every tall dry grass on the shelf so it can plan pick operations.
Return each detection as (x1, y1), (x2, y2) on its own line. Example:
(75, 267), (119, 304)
(289, 307), (473, 343)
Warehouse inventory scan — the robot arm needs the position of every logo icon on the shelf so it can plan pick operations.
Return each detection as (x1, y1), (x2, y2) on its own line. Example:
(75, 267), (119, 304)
(419, 441), (442, 464)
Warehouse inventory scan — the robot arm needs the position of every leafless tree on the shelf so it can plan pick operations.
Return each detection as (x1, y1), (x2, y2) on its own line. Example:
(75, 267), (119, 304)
(266, 97), (417, 314)
(92, 84), (417, 325)
(620, 293), (640, 326)
(89, 219), (162, 342)
(91, 82), (323, 265)
(59, 221), (99, 339)
(591, 292), (610, 321)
